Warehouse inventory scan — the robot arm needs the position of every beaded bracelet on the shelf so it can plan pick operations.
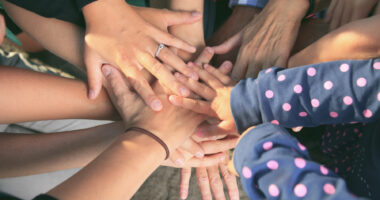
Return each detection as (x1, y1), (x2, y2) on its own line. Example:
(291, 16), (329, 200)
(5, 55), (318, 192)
(125, 127), (170, 160)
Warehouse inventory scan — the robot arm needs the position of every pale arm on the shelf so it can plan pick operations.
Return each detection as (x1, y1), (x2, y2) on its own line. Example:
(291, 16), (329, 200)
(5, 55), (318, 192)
(0, 122), (124, 178)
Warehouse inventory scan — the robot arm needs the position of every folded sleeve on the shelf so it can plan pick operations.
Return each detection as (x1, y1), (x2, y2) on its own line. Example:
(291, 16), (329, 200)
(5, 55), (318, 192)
(233, 123), (366, 200)
(231, 59), (380, 133)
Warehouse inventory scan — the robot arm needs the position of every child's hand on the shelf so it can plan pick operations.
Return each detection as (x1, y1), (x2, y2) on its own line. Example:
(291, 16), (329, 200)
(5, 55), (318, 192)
(325, 0), (378, 30)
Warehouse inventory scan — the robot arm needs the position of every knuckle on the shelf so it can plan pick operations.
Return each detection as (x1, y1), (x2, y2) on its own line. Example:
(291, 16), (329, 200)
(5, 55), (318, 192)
(150, 59), (163, 75)
(210, 177), (223, 187)
(197, 175), (209, 183)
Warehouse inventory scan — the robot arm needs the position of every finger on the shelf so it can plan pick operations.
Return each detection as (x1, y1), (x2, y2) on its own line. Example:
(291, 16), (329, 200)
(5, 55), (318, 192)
(196, 168), (212, 200)
(169, 95), (217, 117)
(218, 61), (233, 75)
(157, 46), (199, 80)
(0, 15), (5, 45)
(292, 126), (303, 133)
(194, 47), (215, 66)
(197, 121), (237, 138)
(180, 168), (192, 200)
(85, 47), (105, 100)
(212, 32), (242, 55)
(185, 152), (226, 167)
(200, 137), (238, 155)
(220, 163), (239, 200)
(325, 0), (338, 22)
(179, 138), (205, 158)
(163, 9), (202, 26)
(330, 0), (344, 30)
(245, 61), (262, 78)
(174, 72), (216, 100)
(151, 26), (196, 53)
(169, 150), (186, 167)
(207, 166), (226, 200)
(119, 62), (163, 111)
(204, 64), (233, 86)
(137, 52), (191, 97)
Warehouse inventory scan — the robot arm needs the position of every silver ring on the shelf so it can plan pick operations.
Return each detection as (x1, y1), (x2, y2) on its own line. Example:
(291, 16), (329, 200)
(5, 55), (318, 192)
(155, 43), (165, 58)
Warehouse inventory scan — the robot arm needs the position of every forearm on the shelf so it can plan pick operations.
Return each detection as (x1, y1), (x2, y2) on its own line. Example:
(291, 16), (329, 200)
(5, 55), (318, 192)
(48, 130), (166, 200)
(0, 122), (124, 177)
(2, 0), (86, 68)
(0, 67), (118, 123)
(289, 15), (380, 67)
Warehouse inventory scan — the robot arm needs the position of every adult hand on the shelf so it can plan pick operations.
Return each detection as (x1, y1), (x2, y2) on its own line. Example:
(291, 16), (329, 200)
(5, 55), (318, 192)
(325, 0), (378, 30)
(0, 15), (6, 45)
(179, 152), (240, 200)
(212, 0), (309, 80)
(82, 0), (202, 111)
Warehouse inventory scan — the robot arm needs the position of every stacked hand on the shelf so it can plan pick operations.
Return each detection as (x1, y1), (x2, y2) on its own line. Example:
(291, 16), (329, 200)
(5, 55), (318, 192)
(82, 0), (203, 112)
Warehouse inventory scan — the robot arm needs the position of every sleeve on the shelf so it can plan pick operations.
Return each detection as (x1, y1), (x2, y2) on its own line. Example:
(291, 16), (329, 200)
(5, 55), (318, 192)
(233, 123), (366, 200)
(230, 58), (380, 133)
(229, 0), (268, 9)
(76, 0), (97, 10)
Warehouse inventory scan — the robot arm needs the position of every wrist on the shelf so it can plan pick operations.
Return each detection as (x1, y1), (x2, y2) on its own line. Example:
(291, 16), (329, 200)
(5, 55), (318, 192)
(272, 0), (310, 21)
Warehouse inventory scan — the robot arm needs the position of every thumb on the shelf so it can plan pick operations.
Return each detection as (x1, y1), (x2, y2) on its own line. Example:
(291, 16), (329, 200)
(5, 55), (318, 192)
(84, 46), (105, 100)
(163, 10), (202, 26)
(211, 32), (243, 55)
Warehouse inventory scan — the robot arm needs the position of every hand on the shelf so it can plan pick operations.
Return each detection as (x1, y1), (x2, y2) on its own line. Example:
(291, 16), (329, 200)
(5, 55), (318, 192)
(82, 0), (202, 110)
(102, 64), (204, 152)
(206, 6), (261, 67)
(212, 0), (309, 80)
(179, 152), (240, 200)
(325, 0), (378, 30)
(0, 15), (6, 45)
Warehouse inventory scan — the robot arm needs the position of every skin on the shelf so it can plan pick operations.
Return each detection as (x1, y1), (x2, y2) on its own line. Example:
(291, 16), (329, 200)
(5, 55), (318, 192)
(325, 0), (378, 30)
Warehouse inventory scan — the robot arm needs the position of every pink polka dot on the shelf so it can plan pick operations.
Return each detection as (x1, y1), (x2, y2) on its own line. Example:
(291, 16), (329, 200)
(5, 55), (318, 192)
(320, 165), (329, 175)
(271, 120), (280, 125)
(378, 92), (380, 102)
(324, 183), (336, 195)
(294, 158), (306, 168)
(298, 142), (306, 151)
(374, 62), (380, 70)
(277, 74), (286, 82)
(356, 77), (367, 87)
(267, 160), (279, 170)
(307, 67), (316, 77)
(343, 96), (353, 105)
(294, 184), (308, 197)
(299, 112), (308, 117)
(311, 99), (320, 108)
(363, 109), (373, 118)
(324, 81), (333, 90)
(265, 90), (274, 99)
(263, 142), (273, 150)
(330, 112), (339, 118)
(265, 68), (272, 73)
(282, 103), (292, 111)
(340, 63), (350, 72)
(293, 84), (303, 94)
(268, 184), (280, 197)
(242, 167), (252, 178)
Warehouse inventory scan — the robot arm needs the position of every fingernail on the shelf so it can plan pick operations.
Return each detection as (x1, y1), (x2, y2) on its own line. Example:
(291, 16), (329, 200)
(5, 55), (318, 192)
(196, 130), (203, 137)
(187, 62), (195, 67)
(220, 155), (226, 161)
(205, 47), (214, 54)
(174, 72), (182, 79)
(151, 99), (163, 111)
(231, 195), (239, 200)
(189, 72), (198, 80)
(180, 192), (188, 200)
(175, 159), (184, 166)
(179, 87), (190, 96)
(204, 64), (211, 70)
(192, 11), (201, 16)
(212, 136), (218, 140)
(223, 61), (232, 70)
(101, 65), (111, 76)
(195, 152), (204, 158)
(88, 90), (96, 99)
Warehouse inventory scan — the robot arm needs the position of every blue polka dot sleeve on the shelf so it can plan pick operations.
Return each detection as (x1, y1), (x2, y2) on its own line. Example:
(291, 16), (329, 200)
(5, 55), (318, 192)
(234, 123), (367, 199)
(230, 59), (380, 133)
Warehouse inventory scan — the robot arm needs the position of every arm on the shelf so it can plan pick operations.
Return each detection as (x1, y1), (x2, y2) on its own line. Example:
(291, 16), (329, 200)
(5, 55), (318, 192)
(0, 66), (117, 124)
(289, 15), (380, 67)
(0, 122), (124, 178)
(231, 58), (380, 132)
(232, 123), (362, 199)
